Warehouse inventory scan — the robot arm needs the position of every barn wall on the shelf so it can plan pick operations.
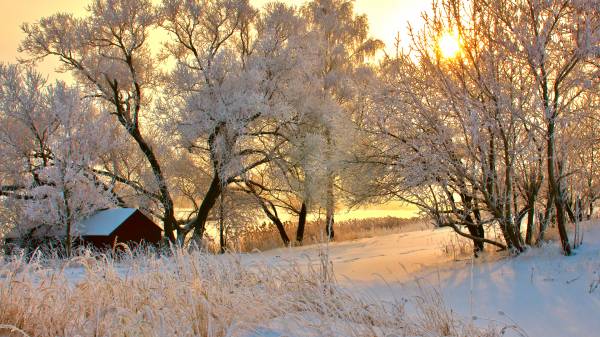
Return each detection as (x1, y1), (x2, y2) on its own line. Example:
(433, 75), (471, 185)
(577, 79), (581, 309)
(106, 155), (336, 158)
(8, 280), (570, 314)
(112, 211), (162, 245)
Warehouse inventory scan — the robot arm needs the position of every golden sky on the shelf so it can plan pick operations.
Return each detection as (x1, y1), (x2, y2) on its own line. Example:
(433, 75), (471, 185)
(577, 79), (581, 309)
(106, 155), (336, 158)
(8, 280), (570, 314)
(0, 0), (428, 77)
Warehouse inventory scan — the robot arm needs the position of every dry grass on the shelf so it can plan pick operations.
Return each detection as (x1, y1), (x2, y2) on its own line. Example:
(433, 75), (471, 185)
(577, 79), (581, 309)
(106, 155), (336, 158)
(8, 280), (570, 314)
(412, 285), (502, 337)
(0, 246), (504, 337)
(541, 225), (561, 242)
(225, 216), (431, 253)
(439, 232), (475, 260)
(439, 226), (508, 260)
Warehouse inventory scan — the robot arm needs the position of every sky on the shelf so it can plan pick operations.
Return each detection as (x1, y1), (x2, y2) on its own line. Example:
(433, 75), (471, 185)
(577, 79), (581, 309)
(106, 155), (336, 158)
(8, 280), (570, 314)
(0, 0), (429, 78)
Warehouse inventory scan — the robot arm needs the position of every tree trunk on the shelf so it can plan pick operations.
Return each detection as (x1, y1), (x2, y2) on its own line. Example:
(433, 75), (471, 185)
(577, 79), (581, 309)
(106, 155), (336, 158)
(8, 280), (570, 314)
(498, 219), (523, 253)
(325, 175), (335, 240)
(503, 148), (524, 252)
(461, 194), (484, 256)
(266, 212), (290, 246)
(296, 202), (307, 245)
(325, 209), (335, 240)
(555, 199), (571, 254)
(525, 197), (535, 245)
(324, 126), (335, 241)
(64, 195), (72, 257)
(576, 197), (583, 222)
(537, 196), (553, 243)
(260, 202), (290, 246)
(547, 120), (572, 255)
(272, 217), (290, 246)
(565, 201), (578, 224)
(190, 175), (222, 244)
(219, 190), (225, 254)
(62, 175), (73, 257)
(465, 217), (484, 256)
(128, 127), (178, 243)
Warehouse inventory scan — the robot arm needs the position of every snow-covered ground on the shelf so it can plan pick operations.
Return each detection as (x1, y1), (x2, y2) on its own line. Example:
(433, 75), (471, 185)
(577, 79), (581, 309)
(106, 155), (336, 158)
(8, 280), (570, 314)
(242, 223), (600, 337)
(6, 222), (599, 336)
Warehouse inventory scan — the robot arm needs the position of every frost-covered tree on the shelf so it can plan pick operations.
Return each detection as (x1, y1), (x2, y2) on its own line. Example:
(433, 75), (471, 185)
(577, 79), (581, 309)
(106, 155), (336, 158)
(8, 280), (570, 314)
(17, 0), (381, 245)
(19, 0), (189, 243)
(13, 0), (597, 256)
(300, 0), (383, 239)
(567, 105), (600, 222)
(228, 0), (384, 244)
(353, 1), (524, 253)
(486, 0), (600, 255)
(159, 0), (327, 243)
(353, 0), (599, 256)
(0, 65), (118, 254)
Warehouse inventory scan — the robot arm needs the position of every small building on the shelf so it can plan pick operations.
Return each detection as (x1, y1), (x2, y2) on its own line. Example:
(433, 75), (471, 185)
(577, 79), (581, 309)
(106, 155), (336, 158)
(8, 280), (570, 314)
(77, 208), (162, 249)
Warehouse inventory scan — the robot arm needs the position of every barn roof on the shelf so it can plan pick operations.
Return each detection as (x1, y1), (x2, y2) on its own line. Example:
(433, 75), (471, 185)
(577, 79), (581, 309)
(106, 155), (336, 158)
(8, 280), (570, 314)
(77, 208), (138, 236)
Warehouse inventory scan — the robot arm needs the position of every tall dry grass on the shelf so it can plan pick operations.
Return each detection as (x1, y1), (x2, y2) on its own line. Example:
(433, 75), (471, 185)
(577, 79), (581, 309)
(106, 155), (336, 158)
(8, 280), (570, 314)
(225, 216), (431, 253)
(438, 225), (509, 260)
(0, 247), (504, 337)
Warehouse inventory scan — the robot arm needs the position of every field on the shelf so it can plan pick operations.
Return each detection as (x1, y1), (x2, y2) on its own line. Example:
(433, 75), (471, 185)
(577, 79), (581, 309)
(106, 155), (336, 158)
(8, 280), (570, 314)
(1, 221), (600, 336)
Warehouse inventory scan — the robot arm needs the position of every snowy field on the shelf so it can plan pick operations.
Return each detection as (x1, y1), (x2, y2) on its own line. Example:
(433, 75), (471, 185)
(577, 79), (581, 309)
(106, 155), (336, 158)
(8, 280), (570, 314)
(2, 222), (600, 336)
(244, 223), (600, 336)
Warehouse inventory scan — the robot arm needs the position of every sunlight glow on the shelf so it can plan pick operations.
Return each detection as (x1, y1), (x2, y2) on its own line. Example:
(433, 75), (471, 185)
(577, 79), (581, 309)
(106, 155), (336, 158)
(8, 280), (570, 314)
(438, 30), (462, 58)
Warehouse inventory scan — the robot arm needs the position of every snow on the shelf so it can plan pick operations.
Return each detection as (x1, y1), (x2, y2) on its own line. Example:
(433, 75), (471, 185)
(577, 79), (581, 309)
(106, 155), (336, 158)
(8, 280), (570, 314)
(49, 221), (600, 336)
(76, 208), (137, 236)
(243, 227), (456, 283)
(241, 223), (600, 337)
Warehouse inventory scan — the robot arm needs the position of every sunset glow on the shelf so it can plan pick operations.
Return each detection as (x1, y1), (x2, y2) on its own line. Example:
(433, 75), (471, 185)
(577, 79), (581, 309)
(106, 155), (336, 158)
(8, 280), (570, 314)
(438, 30), (462, 58)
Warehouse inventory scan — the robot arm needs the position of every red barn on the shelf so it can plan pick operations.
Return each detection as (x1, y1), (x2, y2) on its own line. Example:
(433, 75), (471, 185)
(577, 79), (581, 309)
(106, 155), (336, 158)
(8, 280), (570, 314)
(77, 208), (162, 249)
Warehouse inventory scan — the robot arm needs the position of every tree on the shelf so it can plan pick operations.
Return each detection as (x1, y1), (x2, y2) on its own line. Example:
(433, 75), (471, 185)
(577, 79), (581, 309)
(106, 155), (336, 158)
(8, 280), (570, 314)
(0, 64), (118, 254)
(300, 0), (383, 239)
(487, 0), (600, 255)
(353, 0), (599, 256)
(160, 0), (326, 243)
(19, 0), (185, 242)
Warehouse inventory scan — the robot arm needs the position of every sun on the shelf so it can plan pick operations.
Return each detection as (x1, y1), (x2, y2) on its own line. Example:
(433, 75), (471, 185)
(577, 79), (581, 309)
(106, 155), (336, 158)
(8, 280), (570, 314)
(438, 31), (462, 58)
